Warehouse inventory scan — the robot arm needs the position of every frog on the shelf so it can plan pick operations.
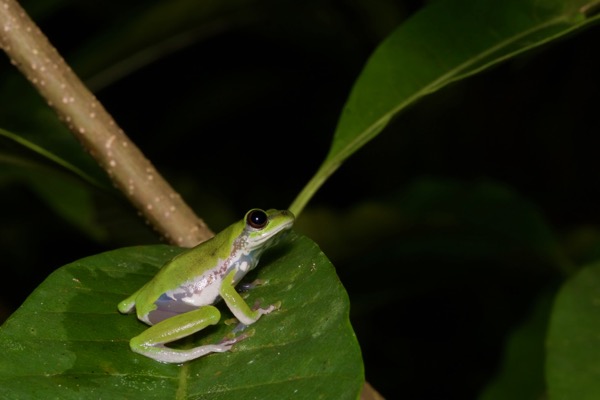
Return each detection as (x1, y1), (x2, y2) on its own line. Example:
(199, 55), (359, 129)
(118, 208), (295, 363)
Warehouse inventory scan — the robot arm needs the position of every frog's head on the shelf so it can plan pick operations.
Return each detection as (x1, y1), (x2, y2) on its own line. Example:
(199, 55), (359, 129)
(241, 208), (295, 254)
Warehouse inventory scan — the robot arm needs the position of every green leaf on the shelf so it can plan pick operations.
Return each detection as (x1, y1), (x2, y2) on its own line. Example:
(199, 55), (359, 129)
(0, 232), (363, 399)
(289, 0), (600, 216)
(546, 263), (600, 400)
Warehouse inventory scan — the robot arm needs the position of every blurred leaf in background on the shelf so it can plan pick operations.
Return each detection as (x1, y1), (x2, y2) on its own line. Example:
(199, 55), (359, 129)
(547, 263), (600, 400)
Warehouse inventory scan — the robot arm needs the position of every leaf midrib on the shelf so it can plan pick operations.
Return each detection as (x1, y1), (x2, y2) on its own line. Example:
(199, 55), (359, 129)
(328, 14), (576, 166)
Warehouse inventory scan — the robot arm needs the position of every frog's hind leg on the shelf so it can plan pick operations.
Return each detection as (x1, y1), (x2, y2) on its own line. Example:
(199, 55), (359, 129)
(129, 305), (233, 363)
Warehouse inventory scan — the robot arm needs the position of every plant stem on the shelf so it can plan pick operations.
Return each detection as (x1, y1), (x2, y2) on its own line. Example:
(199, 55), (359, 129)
(289, 161), (341, 218)
(0, 0), (213, 246)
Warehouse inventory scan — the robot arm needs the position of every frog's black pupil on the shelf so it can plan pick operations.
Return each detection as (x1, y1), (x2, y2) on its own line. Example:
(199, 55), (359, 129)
(248, 210), (268, 229)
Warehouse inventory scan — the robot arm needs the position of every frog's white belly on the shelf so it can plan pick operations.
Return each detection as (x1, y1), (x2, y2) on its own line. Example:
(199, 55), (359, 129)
(183, 278), (222, 307)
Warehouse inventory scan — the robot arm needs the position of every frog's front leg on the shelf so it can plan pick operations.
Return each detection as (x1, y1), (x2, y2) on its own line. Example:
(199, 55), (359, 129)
(129, 306), (239, 364)
(220, 270), (281, 326)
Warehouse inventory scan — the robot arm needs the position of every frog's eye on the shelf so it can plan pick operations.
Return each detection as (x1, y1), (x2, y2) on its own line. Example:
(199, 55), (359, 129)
(247, 209), (268, 229)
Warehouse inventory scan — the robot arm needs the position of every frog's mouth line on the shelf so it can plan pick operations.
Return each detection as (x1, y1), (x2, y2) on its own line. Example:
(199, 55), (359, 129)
(249, 219), (294, 249)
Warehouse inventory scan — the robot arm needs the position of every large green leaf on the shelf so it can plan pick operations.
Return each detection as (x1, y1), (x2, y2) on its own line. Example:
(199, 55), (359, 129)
(289, 0), (600, 216)
(546, 263), (600, 400)
(0, 232), (363, 399)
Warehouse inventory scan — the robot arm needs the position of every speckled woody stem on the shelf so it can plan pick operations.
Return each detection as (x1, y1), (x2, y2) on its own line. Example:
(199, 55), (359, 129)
(0, 0), (214, 246)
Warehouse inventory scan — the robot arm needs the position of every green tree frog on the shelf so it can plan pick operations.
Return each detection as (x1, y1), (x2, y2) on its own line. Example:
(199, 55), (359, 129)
(118, 208), (295, 364)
